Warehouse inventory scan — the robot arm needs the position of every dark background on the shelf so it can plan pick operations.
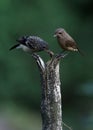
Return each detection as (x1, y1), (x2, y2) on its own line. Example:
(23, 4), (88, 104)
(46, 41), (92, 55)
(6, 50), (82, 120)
(0, 0), (93, 130)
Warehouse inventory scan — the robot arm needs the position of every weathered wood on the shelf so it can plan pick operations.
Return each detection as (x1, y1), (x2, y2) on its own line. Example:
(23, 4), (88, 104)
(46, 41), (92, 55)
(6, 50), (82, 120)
(32, 53), (67, 130)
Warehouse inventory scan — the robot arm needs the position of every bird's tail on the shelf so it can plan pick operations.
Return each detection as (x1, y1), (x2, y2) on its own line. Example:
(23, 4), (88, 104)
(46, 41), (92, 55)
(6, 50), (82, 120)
(9, 44), (20, 51)
(77, 47), (85, 56)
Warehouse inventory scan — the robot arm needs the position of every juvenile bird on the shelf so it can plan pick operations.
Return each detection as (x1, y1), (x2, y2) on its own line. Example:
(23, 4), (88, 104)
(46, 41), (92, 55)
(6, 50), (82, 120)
(9, 35), (54, 57)
(54, 28), (83, 55)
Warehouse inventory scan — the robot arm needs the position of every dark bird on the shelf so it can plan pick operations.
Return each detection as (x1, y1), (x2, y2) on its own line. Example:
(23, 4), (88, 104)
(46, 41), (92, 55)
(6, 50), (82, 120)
(9, 35), (54, 57)
(54, 28), (83, 55)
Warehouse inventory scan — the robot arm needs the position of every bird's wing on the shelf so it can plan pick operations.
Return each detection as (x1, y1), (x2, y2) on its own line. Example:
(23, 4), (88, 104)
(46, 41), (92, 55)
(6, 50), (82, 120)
(65, 40), (77, 49)
(26, 36), (48, 50)
(26, 39), (35, 49)
(65, 40), (84, 55)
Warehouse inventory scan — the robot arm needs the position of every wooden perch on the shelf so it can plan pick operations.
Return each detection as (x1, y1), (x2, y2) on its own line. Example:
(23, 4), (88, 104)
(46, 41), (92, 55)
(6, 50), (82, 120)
(32, 53), (68, 130)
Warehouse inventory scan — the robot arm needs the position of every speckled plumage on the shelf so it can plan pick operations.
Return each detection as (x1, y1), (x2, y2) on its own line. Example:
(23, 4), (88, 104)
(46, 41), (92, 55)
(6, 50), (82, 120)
(10, 35), (54, 57)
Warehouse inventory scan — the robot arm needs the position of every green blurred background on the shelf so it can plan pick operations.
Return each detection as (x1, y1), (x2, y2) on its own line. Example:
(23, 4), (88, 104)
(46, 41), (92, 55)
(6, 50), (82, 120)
(0, 0), (93, 130)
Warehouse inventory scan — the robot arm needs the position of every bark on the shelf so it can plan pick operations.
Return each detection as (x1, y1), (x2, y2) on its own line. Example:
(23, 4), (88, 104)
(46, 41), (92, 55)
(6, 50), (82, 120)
(32, 53), (68, 130)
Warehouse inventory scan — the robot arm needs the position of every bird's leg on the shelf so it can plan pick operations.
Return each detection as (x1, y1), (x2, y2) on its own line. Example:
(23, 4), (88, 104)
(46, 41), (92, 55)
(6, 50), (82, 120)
(55, 50), (68, 58)
(55, 52), (69, 60)
(45, 49), (54, 58)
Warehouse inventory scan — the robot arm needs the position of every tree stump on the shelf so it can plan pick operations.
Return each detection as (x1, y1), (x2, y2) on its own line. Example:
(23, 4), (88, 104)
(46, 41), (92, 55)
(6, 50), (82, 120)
(32, 53), (68, 130)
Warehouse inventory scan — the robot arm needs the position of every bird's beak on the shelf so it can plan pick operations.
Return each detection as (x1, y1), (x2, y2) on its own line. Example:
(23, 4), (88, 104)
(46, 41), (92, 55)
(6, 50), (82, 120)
(53, 34), (57, 37)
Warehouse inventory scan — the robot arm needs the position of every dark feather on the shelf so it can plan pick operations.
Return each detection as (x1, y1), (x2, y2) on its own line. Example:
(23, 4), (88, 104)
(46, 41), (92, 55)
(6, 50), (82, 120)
(26, 36), (49, 51)
(77, 47), (85, 56)
(9, 44), (19, 51)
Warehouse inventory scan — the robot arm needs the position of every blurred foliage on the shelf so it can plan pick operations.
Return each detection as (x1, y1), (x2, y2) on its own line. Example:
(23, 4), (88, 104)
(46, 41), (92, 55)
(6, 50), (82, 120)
(0, 102), (41, 130)
(0, 0), (93, 130)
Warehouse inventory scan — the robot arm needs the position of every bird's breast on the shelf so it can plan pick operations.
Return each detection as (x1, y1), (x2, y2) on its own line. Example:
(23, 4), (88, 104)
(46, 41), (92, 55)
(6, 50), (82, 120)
(20, 44), (31, 52)
(57, 38), (66, 49)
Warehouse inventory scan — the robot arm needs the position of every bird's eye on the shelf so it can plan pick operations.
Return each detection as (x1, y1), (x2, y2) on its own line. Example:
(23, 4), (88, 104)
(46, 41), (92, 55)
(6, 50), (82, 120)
(59, 32), (62, 34)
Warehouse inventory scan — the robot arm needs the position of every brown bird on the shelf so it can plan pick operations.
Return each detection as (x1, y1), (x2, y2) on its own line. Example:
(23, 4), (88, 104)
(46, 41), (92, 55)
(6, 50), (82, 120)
(54, 28), (83, 55)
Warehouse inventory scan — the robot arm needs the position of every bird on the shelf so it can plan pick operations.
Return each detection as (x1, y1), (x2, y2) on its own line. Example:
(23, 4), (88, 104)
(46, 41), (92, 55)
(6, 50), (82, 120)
(9, 35), (54, 57)
(54, 28), (83, 55)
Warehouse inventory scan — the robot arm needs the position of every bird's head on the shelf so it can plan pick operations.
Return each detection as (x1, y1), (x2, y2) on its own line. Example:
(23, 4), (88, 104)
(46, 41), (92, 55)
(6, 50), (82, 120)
(54, 28), (65, 38)
(16, 36), (28, 44)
